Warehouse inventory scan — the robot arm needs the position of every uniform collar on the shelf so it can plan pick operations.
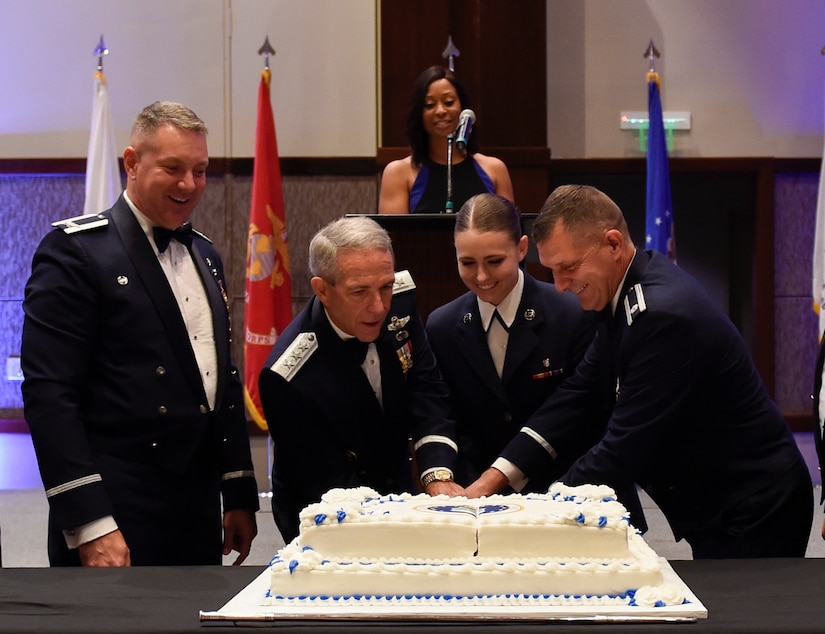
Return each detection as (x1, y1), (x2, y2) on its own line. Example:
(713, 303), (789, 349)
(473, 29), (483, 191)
(324, 308), (360, 342)
(610, 249), (637, 316)
(123, 191), (163, 255)
(477, 268), (524, 331)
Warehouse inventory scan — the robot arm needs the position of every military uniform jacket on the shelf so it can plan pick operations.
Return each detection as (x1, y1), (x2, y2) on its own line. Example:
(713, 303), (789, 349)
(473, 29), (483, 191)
(501, 250), (809, 542)
(21, 196), (259, 548)
(425, 273), (598, 490)
(259, 277), (457, 541)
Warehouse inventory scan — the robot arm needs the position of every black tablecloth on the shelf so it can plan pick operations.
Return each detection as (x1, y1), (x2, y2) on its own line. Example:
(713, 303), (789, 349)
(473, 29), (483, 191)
(0, 559), (822, 633)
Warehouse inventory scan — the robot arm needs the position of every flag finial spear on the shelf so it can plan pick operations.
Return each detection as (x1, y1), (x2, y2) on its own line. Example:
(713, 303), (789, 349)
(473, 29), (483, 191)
(442, 36), (460, 72)
(94, 34), (109, 72)
(644, 39), (660, 73)
(258, 36), (276, 71)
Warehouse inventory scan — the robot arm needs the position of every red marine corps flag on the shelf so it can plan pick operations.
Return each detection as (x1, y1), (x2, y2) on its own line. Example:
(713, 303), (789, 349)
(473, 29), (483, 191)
(244, 38), (292, 430)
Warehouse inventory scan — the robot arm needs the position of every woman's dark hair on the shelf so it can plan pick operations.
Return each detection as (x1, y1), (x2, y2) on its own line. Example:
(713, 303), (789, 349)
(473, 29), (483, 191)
(405, 66), (478, 167)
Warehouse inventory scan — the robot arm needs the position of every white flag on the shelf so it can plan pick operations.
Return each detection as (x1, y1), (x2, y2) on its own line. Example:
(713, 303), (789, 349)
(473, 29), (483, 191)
(814, 117), (825, 337)
(83, 70), (121, 215)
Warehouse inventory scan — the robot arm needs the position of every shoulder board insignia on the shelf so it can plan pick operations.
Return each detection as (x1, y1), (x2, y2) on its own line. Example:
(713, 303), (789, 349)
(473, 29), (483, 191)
(51, 213), (109, 234)
(393, 270), (416, 295)
(192, 228), (213, 244)
(623, 283), (647, 326)
(270, 332), (318, 382)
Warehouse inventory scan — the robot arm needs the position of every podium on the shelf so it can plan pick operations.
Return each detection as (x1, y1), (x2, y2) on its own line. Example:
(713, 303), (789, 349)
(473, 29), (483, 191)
(348, 213), (546, 323)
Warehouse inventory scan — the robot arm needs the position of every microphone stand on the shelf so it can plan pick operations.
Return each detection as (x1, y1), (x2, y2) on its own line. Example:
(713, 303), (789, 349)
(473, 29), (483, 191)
(444, 133), (455, 213)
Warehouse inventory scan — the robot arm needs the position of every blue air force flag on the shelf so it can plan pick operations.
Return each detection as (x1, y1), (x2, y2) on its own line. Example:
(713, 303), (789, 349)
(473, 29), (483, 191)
(645, 72), (676, 262)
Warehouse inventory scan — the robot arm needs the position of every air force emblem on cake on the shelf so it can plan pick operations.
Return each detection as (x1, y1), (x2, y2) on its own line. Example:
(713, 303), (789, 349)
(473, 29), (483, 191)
(423, 504), (477, 517)
(623, 283), (647, 326)
(52, 213), (109, 234)
(418, 503), (519, 517)
(270, 332), (318, 381)
(392, 270), (416, 294)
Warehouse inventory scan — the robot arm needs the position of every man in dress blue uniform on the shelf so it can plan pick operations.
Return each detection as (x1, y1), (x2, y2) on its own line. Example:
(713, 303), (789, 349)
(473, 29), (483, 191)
(466, 184), (813, 559)
(22, 101), (259, 566)
(259, 216), (461, 542)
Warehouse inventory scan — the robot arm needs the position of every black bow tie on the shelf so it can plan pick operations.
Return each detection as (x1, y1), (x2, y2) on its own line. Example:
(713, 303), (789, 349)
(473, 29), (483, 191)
(153, 224), (194, 253)
(344, 337), (370, 365)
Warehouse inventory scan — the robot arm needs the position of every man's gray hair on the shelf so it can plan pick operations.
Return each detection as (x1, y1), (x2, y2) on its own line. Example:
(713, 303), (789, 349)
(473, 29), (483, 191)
(309, 216), (394, 283)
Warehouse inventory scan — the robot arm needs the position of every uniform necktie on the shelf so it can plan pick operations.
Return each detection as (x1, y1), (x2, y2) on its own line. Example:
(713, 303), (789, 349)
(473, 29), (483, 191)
(491, 309), (510, 333)
(154, 223), (194, 253)
(487, 309), (509, 378)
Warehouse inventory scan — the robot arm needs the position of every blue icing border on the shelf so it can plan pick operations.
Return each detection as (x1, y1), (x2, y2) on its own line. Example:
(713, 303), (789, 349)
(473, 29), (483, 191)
(267, 590), (686, 607)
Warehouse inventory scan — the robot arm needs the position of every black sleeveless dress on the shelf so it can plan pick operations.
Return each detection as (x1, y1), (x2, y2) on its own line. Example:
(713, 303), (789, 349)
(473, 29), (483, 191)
(409, 158), (495, 213)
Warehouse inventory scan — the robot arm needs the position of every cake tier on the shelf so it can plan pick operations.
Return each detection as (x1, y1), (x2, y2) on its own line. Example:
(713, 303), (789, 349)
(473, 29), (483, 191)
(271, 484), (671, 607)
(477, 495), (630, 559)
(297, 485), (632, 561)
(267, 532), (663, 603)
(299, 492), (478, 560)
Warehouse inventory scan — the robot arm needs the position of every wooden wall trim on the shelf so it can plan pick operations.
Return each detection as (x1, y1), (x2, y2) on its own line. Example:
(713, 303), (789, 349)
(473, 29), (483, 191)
(774, 158), (820, 173)
(226, 157), (379, 177)
(3, 156), (817, 177)
(376, 146), (551, 168)
(0, 157), (379, 177)
(549, 156), (793, 175)
(0, 158), (106, 174)
(786, 415), (813, 434)
(0, 417), (28, 433)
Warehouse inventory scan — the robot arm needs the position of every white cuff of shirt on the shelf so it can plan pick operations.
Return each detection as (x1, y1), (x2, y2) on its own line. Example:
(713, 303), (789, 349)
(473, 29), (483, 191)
(63, 515), (119, 550)
(491, 457), (529, 492)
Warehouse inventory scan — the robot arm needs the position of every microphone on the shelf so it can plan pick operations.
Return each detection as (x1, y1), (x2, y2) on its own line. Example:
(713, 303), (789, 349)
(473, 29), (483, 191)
(454, 109), (476, 152)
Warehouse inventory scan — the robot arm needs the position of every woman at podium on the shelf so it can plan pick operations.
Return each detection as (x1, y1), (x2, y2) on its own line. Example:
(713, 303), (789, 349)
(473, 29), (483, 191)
(379, 66), (513, 214)
(425, 193), (598, 492)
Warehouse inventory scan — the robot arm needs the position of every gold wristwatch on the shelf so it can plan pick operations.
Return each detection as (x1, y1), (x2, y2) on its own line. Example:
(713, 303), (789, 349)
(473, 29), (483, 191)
(421, 468), (453, 487)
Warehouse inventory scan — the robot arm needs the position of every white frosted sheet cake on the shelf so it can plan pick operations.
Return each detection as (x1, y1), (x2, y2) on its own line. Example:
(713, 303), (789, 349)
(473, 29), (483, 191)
(264, 483), (691, 610)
